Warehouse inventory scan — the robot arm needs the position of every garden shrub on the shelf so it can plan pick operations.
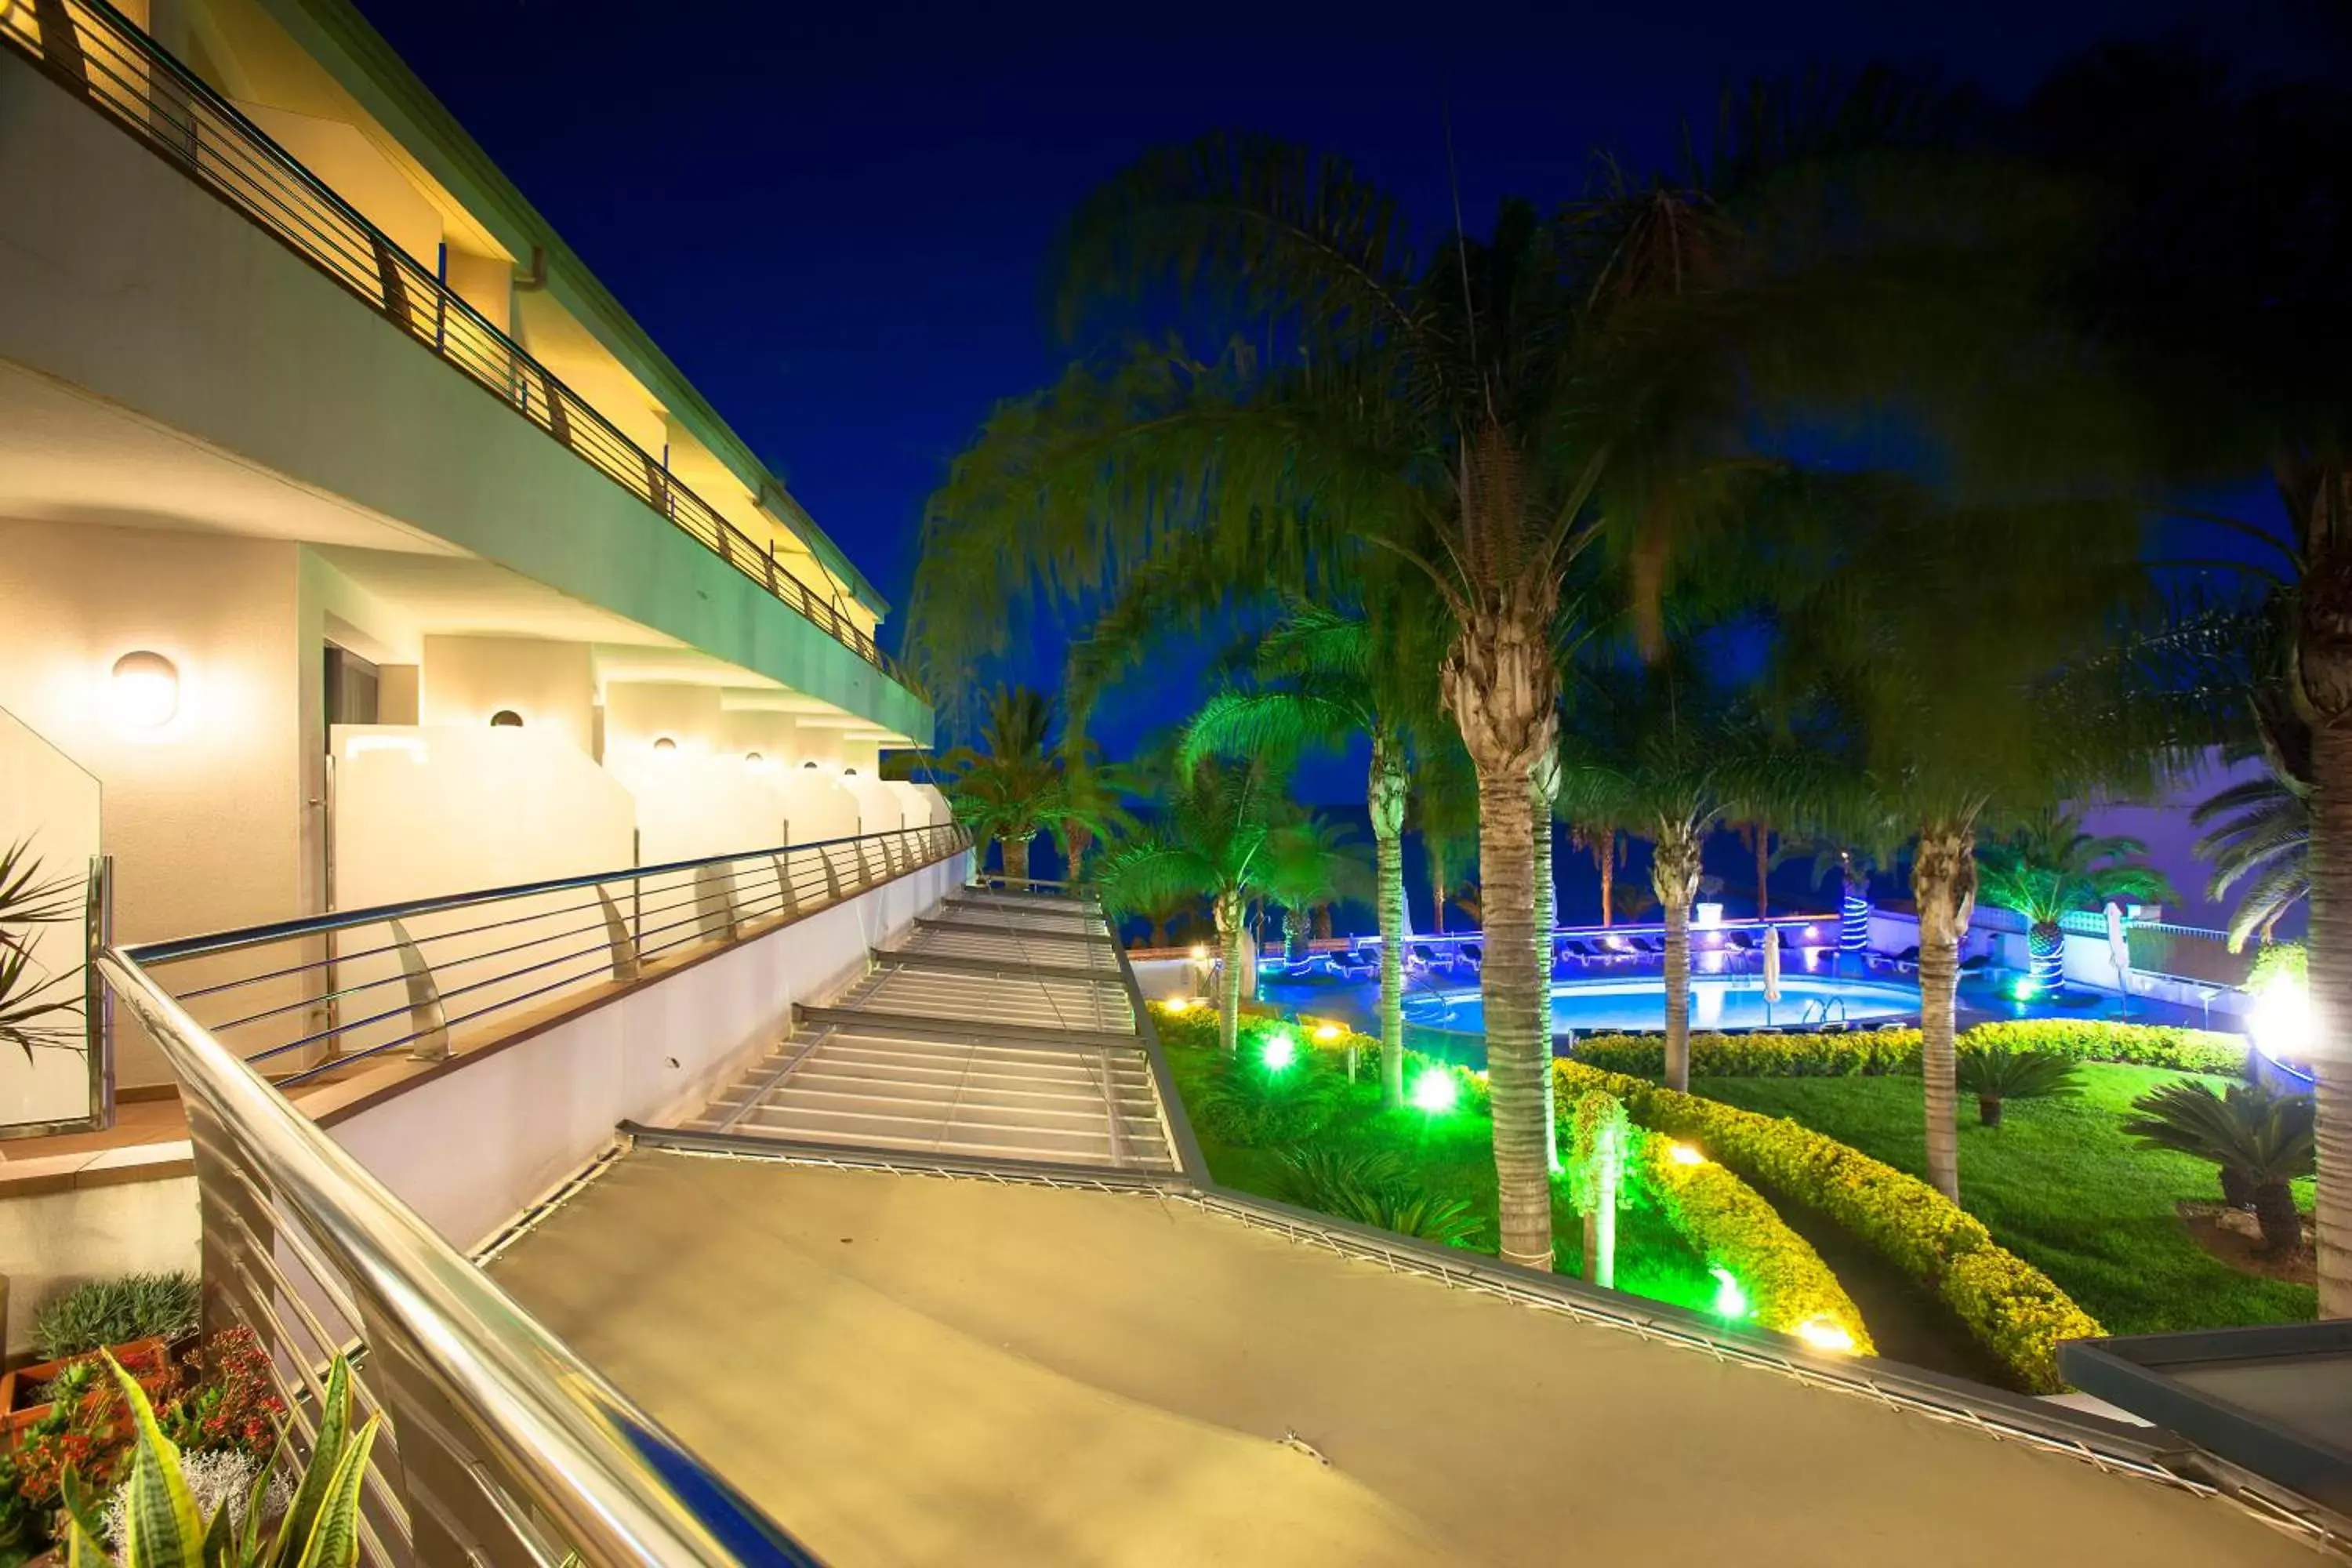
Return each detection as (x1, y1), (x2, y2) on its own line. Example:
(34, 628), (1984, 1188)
(1566, 1019), (2246, 1082)
(1556, 1058), (2104, 1391)
(1959, 1019), (2247, 1075)
(1571, 1029), (1920, 1079)
(1636, 1131), (1876, 1354)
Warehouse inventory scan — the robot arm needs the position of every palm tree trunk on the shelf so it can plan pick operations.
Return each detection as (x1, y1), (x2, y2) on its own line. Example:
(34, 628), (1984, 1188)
(1597, 833), (1615, 927)
(1371, 738), (1409, 1110)
(1004, 834), (1032, 892)
(1475, 765), (1552, 1269)
(1149, 917), (1169, 949)
(1532, 758), (1561, 1171)
(1283, 907), (1309, 964)
(1214, 888), (1244, 1054)
(2289, 459), (2352, 1310)
(1653, 822), (1703, 1092)
(1755, 824), (1771, 919)
(1430, 849), (1448, 937)
(2310, 707), (2352, 1311)
(1913, 822), (1978, 1202)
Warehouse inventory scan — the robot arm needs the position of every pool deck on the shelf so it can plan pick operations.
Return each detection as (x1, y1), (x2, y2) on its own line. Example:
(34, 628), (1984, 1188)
(489, 1150), (2326, 1567)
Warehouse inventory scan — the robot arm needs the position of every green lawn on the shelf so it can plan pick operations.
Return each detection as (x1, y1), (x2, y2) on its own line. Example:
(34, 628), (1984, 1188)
(1697, 1065), (2318, 1336)
(1162, 1040), (1720, 1312)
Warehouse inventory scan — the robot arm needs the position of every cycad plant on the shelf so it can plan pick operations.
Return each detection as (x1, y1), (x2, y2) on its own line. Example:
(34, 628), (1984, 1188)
(1953, 1045), (2082, 1127)
(1975, 808), (2176, 995)
(60, 1352), (378, 1568)
(2123, 1079), (2315, 1254)
(1273, 1146), (1482, 1245)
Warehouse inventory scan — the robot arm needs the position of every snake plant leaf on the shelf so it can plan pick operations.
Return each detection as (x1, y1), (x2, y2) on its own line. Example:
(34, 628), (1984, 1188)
(290, 1414), (380, 1568)
(268, 1357), (352, 1568)
(106, 1350), (208, 1568)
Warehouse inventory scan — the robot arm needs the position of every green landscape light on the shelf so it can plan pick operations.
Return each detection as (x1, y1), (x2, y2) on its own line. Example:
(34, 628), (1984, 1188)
(1410, 1069), (1460, 1114)
(1261, 1032), (1298, 1071)
(1709, 1266), (1749, 1321)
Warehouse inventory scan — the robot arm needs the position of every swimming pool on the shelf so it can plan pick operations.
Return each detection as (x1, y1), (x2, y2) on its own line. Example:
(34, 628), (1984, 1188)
(1405, 975), (1922, 1037)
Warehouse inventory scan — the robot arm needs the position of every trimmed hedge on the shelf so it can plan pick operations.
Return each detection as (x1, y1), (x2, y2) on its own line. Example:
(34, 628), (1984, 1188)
(1568, 1019), (2246, 1081)
(1556, 1058), (2104, 1392)
(1958, 1019), (2247, 1075)
(1572, 1030), (1920, 1079)
(1635, 1127), (1877, 1355)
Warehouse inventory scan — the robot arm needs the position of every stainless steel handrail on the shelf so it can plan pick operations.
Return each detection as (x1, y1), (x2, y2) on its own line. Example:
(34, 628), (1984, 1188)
(0, 0), (908, 689)
(101, 952), (823, 1567)
(135, 823), (972, 1080)
(94, 822), (973, 1564)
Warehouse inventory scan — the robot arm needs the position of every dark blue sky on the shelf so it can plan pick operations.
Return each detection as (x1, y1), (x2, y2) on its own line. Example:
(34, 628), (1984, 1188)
(360, 0), (2256, 760)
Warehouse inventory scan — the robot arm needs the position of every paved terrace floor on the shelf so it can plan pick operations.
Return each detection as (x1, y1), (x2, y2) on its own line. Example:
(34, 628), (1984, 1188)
(488, 1151), (2325, 1567)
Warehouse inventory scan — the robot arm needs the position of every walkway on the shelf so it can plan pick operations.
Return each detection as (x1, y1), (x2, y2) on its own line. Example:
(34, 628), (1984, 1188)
(673, 890), (1175, 1171)
(488, 1152), (2323, 1567)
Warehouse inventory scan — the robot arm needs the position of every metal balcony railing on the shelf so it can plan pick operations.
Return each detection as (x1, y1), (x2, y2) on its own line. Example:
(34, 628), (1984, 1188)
(1, 0), (909, 690)
(96, 821), (971, 1566)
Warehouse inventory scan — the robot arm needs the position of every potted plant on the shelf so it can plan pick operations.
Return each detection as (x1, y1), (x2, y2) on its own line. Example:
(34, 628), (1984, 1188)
(2, 1276), (200, 1436)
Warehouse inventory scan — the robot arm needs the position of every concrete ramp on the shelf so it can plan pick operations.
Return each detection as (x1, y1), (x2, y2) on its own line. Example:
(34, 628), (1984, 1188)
(488, 1152), (2321, 1568)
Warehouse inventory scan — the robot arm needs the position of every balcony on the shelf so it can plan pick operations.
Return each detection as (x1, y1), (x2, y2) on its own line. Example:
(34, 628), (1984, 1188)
(0, 0), (915, 700)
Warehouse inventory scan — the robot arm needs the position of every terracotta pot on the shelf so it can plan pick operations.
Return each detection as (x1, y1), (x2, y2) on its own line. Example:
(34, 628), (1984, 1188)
(0, 1335), (171, 1439)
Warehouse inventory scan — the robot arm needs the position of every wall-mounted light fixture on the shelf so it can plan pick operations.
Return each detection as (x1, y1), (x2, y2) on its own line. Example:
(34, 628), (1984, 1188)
(746, 752), (773, 771)
(110, 651), (180, 728)
(652, 736), (677, 757)
(488, 709), (524, 728)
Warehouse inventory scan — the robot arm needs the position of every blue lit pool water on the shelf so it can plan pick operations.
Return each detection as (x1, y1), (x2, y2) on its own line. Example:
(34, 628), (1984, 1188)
(1405, 975), (1922, 1036)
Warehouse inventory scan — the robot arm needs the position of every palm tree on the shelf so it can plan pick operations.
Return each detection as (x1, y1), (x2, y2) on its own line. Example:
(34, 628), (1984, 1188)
(2026, 45), (2352, 1308)
(942, 686), (1054, 887)
(1095, 760), (1286, 1054)
(1976, 808), (2177, 996)
(1773, 834), (1883, 964)
(1733, 819), (1775, 918)
(1757, 477), (2182, 1201)
(2125, 1079), (2316, 1254)
(2194, 766), (2309, 952)
(1556, 662), (1784, 1091)
(1181, 600), (1444, 1107)
(914, 85), (2070, 1266)
(1261, 814), (1373, 965)
(1568, 822), (1631, 926)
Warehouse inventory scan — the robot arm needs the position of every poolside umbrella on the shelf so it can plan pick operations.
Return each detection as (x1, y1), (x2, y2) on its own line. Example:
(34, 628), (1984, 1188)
(1762, 924), (1783, 1018)
(2104, 902), (2132, 1013)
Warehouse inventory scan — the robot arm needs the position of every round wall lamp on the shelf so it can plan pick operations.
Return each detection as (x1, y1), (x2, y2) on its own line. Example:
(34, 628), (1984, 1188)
(110, 651), (180, 728)
(746, 751), (770, 771)
(652, 736), (678, 755)
(488, 709), (524, 728)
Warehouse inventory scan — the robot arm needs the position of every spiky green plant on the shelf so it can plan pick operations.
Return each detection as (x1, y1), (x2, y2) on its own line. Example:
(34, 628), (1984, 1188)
(1976, 808), (2177, 993)
(33, 1274), (201, 1361)
(60, 1352), (378, 1568)
(0, 839), (83, 1065)
(2122, 1080), (2315, 1254)
(1953, 1046), (2082, 1127)
(1272, 1147), (1483, 1245)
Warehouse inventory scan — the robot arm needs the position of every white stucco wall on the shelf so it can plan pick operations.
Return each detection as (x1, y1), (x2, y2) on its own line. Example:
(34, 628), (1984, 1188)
(0, 519), (308, 1086)
(419, 636), (597, 758)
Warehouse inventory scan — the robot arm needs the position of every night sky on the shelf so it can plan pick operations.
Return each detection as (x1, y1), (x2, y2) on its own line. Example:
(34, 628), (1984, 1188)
(360, 0), (2270, 768)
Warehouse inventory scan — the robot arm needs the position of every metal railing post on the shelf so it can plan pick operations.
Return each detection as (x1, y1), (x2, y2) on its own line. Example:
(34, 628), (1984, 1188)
(595, 888), (639, 983)
(82, 852), (114, 1131)
(385, 916), (449, 1062)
